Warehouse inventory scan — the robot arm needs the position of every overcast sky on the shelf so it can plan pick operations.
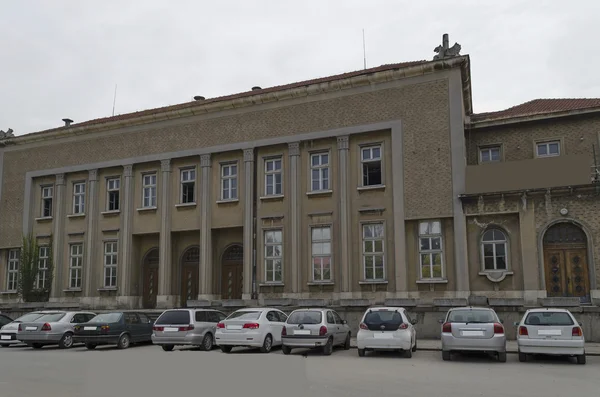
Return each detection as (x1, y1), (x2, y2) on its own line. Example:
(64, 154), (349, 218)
(1, 0), (598, 136)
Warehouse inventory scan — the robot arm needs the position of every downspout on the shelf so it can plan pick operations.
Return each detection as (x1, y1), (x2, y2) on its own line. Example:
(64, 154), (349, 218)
(251, 147), (258, 300)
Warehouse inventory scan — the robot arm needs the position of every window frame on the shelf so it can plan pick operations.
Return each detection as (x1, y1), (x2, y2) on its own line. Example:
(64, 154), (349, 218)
(418, 220), (445, 280)
(220, 162), (239, 201)
(72, 181), (86, 215)
(310, 225), (333, 282)
(37, 245), (50, 290)
(142, 172), (157, 208)
(180, 167), (196, 204)
(106, 177), (121, 212)
(535, 139), (562, 158)
(69, 243), (84, 289)
(6, 249), (20, 292)
(309, 151), (331, 192)
(478, 144), (502, 163)
(264, 156), (283, 197)
(264, 228), (283, 283)
(103, 241), (118, 288)
(361, 221), (386, 281)
(359, 143), (384, 188)
(41, 185), (54, 218)
(480, 228), (510, 272)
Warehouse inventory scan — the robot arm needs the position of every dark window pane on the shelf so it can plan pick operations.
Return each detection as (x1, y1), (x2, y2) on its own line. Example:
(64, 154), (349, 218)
(484, 257), (495, 270)
(156, 310), (191, 325)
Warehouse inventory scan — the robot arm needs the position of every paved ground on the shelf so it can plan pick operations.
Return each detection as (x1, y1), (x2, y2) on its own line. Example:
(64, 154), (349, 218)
(1, 343), (599, 397)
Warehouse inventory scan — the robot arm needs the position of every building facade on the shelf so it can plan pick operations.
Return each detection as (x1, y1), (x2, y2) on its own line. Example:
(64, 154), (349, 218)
(0, 51), (599, 312)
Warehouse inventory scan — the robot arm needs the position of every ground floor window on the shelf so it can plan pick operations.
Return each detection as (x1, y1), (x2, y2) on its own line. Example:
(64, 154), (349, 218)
(362, 223), (385, 280)
(104, 242), (118, 288)
(264, 230), (283, 283)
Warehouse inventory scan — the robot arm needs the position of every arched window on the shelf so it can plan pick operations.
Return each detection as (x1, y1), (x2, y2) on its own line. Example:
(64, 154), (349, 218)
(481, 229), (508, 271)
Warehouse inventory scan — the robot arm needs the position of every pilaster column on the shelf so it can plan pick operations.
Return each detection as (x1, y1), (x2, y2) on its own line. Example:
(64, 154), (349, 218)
(119, 165), (134, 296)
(337, 136), (351, 293)
(158, 159), (172, 297)
(520, 200), (541, 304)
(199, 154), (212, 297)
(243, 148), (255, 299)
(51, 173), (66, 298)
(288, 142), (301, 293)
(84, 169), (98, 295)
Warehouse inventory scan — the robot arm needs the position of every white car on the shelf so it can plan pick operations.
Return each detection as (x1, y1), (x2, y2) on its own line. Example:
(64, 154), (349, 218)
(0, 311), (49, 347)
(515, 308), (585, 364)
(356, 306), (417, 358)
(215, 308), (288, 353)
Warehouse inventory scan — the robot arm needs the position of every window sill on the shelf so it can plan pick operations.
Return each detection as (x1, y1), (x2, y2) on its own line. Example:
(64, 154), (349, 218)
(357, 185), (386, 192)
(35, 216), (53, 222)
(358, 280), (388, 285)
(307, 281), (335, 286)
(136, 207), (157, 212)
(175, 202), (197, 208)
(258, 282), (284, 287)
(259, 195), (284, 202)
(216, 199), (240, 204)
(306, 190), (333, 197)
(479, 271), (513, 283)
(63, 288), (82, 293)
(98, 287), (118, 292)
(67, 213), (86, 219)
(101, 210), (121, 216)
(0, 291), (18, 295)
(416, 279), (448, 284)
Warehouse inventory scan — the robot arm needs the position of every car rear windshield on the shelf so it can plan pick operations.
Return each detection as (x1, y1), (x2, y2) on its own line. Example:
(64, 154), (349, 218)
(89, 313), (123, 323)
(364, 310), (403, 325)
(287, 311), (322, 324)
(156, 310), (191, 325)
(525, 312), (574, 326)
(447, 310), (496, 323)
(15, 313), (43, 322)
(36, 313), (66, 322)
(226, 311), (260, 321)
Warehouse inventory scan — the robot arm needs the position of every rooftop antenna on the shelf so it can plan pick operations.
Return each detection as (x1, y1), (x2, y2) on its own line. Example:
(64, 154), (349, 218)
(112, 84), (118, 116)
(362, 28), (367, 70)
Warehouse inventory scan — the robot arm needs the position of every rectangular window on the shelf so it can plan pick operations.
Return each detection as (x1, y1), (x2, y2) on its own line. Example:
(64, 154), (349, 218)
(180, 168), (196, 204)
(536, 140), (560, 157)
(6, 249), (19, 291)
(69, 244), (83, 289)
(221, 163), (238, 200)
(72, 182), (86, 214)
(311, 226), (332, 282)
(264, 230), (283, 283)
(264, 158), (282, 196)
(37, 246), (50, 290)
(310, 153), (330, 192)
(41, 186), (53, 218)
(419, 220), (444, 279)
(142, 173), (157, 208)
(107, 178), (120, 211)
(104, 242), (118, 288)
(479, 146), (501, 163)
(362, 223), (384, 280)
(361, 145), (382, 186)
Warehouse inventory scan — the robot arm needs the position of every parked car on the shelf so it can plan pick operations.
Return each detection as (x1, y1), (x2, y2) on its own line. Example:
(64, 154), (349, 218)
(17, 311), (97, 349)
(515, 308), (585, 364)
(440, 306), (507, 362)
(281, 308), (351, 356)
(73, 311), (154, 350)
(1, 311), (49, 347)
(0, 313), (13, 328)
(215, 308), (288, 353)
(356, 306), (417, 358)
(152, 308), (227, 351)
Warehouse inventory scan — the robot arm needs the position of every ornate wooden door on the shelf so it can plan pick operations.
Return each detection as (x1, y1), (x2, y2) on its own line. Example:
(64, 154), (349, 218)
(142, 267), (158, 309)
(181, 265), (199, 308)
(221, 264), (243, 300)
(564, 249), (589, 299)
(544, 248), (589, 300)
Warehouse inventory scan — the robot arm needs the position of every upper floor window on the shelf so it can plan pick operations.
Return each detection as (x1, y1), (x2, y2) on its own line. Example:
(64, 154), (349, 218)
(41, 186), (53, 218)
(481, 229), (508, 271)
(72, 182), (86, 214)
(37, 246), (50, 290)
(106, 178), (120, 212)
(361, 145), (382, 186)
(310, 153), (330, 192)
(264, 230), (283, 283)
(311, 226), (332, 282)
(180, 168), (196, 204)
(419, 220), (444, 280)
(221, 163), (238, 200)
(479, 146), (501, 163)
(362, 223), (385, 281)
(264, 157), (282, 196)
(142, 173), (157, 208)
(536, 140), (560, 157)
(6, 249), (19, 292)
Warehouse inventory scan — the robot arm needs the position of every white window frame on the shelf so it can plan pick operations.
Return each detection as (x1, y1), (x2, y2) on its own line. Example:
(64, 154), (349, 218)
(41, 185), (53, 218)
(264, 157), (283, 196)
(479, 145), (501, 163)
(264, 229), (283, 283)
(360, 144), (384, 187)
(104, 241), (118, 288)
(418, 220), (445, 280)
(362, 222), (385, 281)
(220, 162), (238, 200)
(69, 243), (83, 289)
(106, 177), (120, 212)
(535, 140), (561, 158)
(36, 246), (50, 290)
(6, 249), (19, 292)
(310, 152), (330, 192)
(142, 173), (157, 208)
(481, 228), (509, 271)
(72, 182), (86, 215)
(311, 225), (332, 282)
(180, 168), (196, 204)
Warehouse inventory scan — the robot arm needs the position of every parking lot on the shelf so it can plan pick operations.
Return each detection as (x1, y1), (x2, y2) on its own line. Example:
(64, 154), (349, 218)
(1, 342), (599, 397)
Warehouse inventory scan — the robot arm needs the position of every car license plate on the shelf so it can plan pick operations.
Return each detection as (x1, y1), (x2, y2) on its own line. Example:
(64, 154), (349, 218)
(374, 333), (393, 339)
(227, 325), (243, 330)
(462, 330), (484, 336)
(25, 326), (37, 331)
(164, 327), (179, 332)
(294, 330), (310, 335)
(84, 326), (97, 331)
(0, 335), (11, 340)
(538, 329), (562, 336)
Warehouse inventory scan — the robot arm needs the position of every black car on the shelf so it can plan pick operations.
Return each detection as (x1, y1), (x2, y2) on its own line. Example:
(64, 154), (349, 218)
(0, 313), (13, 328)
(73, 311), (154, 350)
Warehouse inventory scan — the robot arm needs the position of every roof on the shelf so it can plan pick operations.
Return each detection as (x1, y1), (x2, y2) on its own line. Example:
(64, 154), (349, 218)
(471, 98), (600, 123)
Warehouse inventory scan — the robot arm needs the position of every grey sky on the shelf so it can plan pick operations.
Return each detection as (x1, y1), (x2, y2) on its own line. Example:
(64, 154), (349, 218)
(1, 0), (598, 136)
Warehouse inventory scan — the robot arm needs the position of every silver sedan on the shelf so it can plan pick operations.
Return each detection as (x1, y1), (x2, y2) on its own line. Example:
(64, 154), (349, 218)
(17, 311), (96, 349)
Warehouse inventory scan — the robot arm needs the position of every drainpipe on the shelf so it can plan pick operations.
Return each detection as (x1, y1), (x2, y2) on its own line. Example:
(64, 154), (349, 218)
(251, 147), (258, 300)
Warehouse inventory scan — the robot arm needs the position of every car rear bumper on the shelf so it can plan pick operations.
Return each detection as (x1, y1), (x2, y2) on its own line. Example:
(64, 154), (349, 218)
(152, 334), (205, 346)
(0, 332), (20, 344)
(17, 332), (63, 343)
(215, 331), (264, 347)
(518, 338), (585, 355)
(282, 335), (329, 348)
(441, 333), (506, 352)
(356, 331), (412, 350)
(73, 335), (119, 345)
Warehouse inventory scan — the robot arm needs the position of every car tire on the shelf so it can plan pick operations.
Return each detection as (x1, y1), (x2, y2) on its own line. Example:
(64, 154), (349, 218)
(498, 352), (507, 363)
(220, 345), (233, 353)
(260, 334), (273, 353)
(117, 334), (130, 350)
(58, 332), (74, 349)
(344, 333), (351, 350)
(518, 351), (527, 362)
(0, 344), (9, 348)
(201, 333), (213, 351)
(405, 348), (412, 358)
(442, 350), (451, 361)
(162, 345), (174, 352)
(358, 348), (365, 357)
(32, 343), (43, 349)
(412, 339), (417, 352)
(85, 343), (97, 350)
(282, 345), (292, 355)
(577, 354), (586, 365)
(323, 337), (333, 356)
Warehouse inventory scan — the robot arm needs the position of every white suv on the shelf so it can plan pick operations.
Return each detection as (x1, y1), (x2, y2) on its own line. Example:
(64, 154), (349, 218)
(356, 306), (417, 358)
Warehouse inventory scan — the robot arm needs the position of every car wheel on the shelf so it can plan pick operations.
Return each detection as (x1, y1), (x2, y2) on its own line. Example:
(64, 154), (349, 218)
(117, 334), (130, 350)
(162, 345), (174, 352)
(322, 337), (333, 356)
(412, 339), (417, 352)
(577, 354), (586, 365)
(202, 333), (214, 351)
(58, 332), (74, 349)
(220, 345), (233, 353)
(85, 343), (97, 350)
(358, 348), (365, 357)
(442, 350), (451, 361)
(260, 334), (273, 353)
(282, 345), (292, 355)
(344, 333), (351, 350)
(0, 344), (9, 348)
(498, 352), (507, 363)
(518, 351), (527, 362)
(405, 348), (412, 358)
(32, 343), (43, 349)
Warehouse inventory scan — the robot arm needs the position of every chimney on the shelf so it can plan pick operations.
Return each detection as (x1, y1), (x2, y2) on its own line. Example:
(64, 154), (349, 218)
(443, 33), (449, 50)
(62, 118), (73, 127)
(193, 96), (205, 101)
(252, 86), (261, 91)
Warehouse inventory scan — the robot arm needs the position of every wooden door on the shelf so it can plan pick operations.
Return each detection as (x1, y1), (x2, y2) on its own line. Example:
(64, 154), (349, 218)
(142, 267), (158, 309)
(221, 263), (243, 300)
(181, 265), (199, 308)
(544, 248), (589, 299)
(564, 249), (589, 299)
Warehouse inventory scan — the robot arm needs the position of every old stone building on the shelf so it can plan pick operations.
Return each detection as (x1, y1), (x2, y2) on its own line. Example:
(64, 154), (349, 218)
(0, 39), (599, 323)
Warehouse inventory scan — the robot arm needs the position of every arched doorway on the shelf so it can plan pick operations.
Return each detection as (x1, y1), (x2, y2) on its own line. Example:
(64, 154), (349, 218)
(142, 248), (159, 309)
(181, 246), (200, 308)
(542, 222), (591, 303)
(221, 244), (243, 300)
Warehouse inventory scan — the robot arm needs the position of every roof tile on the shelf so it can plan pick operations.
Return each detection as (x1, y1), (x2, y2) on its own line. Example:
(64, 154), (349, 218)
(471, 98), (600, 122)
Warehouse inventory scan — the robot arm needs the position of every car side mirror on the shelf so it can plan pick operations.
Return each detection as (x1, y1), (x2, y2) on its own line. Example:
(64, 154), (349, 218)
(513, 322), (519, 326)
(500, 319), (504, 324)
(411, 319), (418, 325)
(437, 319), (444, 324)
(342, 320), (347, 325)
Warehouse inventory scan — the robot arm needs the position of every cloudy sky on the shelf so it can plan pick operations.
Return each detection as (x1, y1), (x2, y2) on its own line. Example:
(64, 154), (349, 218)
(1, 0), (598, 136)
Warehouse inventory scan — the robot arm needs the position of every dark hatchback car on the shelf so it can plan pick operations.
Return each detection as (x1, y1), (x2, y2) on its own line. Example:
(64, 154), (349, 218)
(73, 311), (154, 350)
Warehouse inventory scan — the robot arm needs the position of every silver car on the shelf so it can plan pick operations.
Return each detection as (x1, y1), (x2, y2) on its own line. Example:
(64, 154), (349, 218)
(440, 306), (507, 362)
(281, 308), (351, 356)
(1, 311), (48, 347)
(515, 308), (586, 364)
(17, 311), (97, 349)
(152, 308), (227, 351)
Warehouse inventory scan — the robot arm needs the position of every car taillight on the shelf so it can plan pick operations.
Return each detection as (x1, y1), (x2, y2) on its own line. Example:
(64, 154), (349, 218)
(572, 326), (583, 337)
(493, 323), (504, 334)
(319, 326), (327, 336)
(178, 324), (194, 331)
(281, 327), (287, 336)
(442, 322), (451, 333)
(41, 323), (51, 331)
(518, 326), (528, 336)
(400, 323), (408, 330)
(359, 323), (368, 330)
(216, 322), (225, 329)
(18, 324), (22, 332)
(153, 326), (164, 332)
(243, 323), (259, 329)
(100, 325), (110, 333)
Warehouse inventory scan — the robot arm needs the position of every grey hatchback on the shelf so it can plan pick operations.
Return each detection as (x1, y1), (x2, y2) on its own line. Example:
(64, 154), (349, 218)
(152, 308), (227, 352)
